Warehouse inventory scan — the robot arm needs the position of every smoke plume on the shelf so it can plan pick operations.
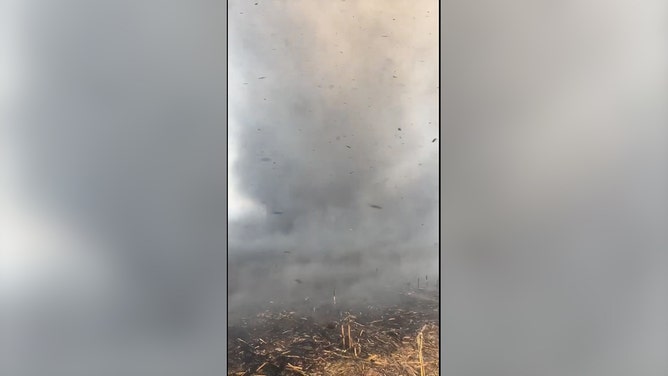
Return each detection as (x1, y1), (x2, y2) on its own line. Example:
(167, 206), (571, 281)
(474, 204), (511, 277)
(228, 0), (439, 316)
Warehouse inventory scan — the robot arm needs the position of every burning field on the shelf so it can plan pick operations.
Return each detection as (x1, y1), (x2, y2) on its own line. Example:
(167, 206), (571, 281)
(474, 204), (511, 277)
(228, 288), (439, 376)
(228, 1), (439, 374)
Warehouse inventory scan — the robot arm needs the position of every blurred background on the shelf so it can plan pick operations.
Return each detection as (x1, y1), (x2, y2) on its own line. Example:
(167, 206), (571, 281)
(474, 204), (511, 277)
(443, 1), (668, 375)
(1, 1), (226, 375)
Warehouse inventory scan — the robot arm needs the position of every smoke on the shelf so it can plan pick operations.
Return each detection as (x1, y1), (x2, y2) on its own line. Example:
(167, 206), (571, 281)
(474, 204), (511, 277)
(443, 1), (668, 375)
(228, 0), (439, 316)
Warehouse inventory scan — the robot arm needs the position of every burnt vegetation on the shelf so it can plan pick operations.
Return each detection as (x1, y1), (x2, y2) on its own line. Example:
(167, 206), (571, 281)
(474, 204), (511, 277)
(228, 287), (438, 376)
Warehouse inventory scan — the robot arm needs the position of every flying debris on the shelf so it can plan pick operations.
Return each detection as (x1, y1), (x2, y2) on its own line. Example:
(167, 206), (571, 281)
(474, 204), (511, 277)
(432, 138), (437, 143)
(227, 3), (440, 373)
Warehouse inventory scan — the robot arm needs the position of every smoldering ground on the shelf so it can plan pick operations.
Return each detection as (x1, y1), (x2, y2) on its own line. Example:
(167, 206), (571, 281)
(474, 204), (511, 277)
(228, 0), (439, 319)
(443, 1), (668, 375)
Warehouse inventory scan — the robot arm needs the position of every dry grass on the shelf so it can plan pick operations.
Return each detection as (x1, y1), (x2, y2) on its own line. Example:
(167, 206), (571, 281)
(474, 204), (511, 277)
(321, 323), (439, 376)
(228, 289), (439, 375)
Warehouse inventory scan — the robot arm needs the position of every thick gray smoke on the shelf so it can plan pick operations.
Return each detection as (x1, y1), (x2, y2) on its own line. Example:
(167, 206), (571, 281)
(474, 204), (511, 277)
(228, 0), (438, 316)
(443, 1), (668, 375)
(2, 1), (226, 375)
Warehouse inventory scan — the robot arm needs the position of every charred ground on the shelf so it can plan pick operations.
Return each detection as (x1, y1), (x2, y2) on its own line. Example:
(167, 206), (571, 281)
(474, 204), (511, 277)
(228, 286), (438, 376)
